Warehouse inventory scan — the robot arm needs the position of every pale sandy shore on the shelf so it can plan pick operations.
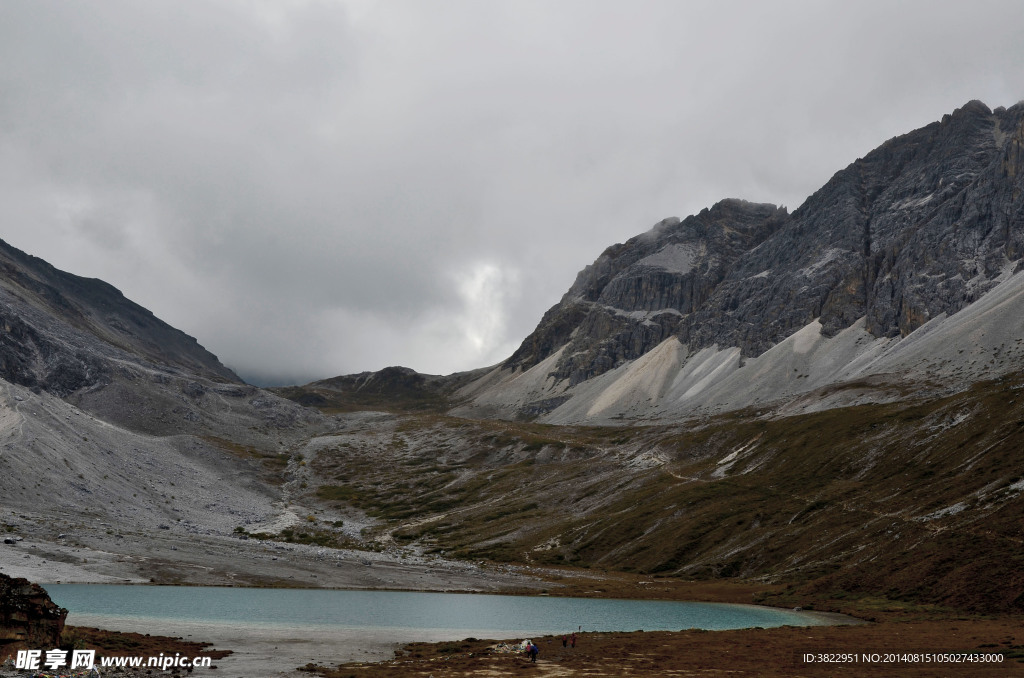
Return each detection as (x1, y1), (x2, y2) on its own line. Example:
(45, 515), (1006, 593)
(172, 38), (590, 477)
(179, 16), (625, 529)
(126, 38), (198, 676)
(68, 614), (404, 677)
(64, 614), (538, 677)
(0, 528), (542, 592)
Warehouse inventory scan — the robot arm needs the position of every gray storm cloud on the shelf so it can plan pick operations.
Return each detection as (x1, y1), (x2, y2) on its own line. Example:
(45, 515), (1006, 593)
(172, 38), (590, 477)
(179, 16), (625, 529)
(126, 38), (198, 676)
(1, 0), (1023, 384)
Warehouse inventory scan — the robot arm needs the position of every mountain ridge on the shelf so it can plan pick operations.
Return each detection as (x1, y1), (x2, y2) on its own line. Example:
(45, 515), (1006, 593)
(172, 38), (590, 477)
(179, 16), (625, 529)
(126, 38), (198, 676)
(0, 236), (240, 391)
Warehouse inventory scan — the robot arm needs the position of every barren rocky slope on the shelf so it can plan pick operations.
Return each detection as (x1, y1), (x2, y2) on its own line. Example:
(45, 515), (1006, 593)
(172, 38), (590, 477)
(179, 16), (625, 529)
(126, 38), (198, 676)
(0, 243), (532, 598)
(0, 236), (327, 440)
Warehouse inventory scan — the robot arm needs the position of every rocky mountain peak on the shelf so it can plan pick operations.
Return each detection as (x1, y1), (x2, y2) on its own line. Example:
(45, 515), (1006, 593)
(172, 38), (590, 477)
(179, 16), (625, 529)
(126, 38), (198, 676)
(683, 99), (1024, 354)
(944, 98), (992, 121)
(506, 199), (788, 387)
(458, 100), (1024, 423)
(562, 200), (788, 308)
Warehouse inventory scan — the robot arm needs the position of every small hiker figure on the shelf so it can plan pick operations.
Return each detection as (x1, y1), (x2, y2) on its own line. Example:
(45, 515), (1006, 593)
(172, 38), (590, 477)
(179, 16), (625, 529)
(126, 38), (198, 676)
(570, 632), (577, 648)
(562, 635), (568, 647)
(528, 641), (539, 662)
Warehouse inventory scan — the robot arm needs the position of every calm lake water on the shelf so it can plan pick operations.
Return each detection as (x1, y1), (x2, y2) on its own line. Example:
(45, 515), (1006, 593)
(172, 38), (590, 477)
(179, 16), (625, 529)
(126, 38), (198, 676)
(46, 584), (825, 636)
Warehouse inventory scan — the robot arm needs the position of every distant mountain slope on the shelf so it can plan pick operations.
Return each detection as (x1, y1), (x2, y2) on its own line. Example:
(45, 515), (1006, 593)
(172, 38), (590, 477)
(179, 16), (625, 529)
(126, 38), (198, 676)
(0, 237), (327, 439)
(453, 100), (1024, 423)
(0, 227), (339, 591)
(276, 365), (491, 414)
(0, 237), (239, 394)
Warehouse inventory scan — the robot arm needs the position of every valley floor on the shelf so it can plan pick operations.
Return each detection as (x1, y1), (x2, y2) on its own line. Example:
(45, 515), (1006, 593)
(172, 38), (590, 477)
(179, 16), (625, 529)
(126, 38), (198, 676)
(4, 391), (1024, 676)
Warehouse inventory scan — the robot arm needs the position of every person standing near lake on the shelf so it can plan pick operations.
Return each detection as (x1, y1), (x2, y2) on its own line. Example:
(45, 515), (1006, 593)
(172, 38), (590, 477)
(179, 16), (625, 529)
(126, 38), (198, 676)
(570, 632), (577, 648)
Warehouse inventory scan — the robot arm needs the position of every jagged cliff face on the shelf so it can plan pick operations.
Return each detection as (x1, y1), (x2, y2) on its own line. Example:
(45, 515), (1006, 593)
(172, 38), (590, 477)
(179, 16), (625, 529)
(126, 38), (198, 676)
(694, 99), (1024, 355)
(0, 573), (66, 653)
(456, 100), (1024, 422)
(507, 200), (788, 385)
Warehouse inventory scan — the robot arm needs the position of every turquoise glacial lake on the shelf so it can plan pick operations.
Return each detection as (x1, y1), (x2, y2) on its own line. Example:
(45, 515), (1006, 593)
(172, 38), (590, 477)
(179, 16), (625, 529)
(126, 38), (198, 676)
(46, 584), (826, 636)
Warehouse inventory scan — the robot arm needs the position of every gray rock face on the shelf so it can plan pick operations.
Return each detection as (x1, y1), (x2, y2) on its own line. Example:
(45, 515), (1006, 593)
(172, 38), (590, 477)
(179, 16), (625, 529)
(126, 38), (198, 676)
(505, 100), (1024, 386)
(692, 99), (1024, 355)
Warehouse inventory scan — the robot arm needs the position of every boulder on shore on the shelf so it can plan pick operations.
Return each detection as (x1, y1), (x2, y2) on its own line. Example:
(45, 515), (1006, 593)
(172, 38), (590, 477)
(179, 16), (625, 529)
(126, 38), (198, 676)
(0, 572), (67, 657)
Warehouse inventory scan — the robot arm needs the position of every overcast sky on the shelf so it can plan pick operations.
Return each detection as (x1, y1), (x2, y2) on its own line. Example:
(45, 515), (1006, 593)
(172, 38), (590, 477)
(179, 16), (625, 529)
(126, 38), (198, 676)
(1, 1), (1023, 385)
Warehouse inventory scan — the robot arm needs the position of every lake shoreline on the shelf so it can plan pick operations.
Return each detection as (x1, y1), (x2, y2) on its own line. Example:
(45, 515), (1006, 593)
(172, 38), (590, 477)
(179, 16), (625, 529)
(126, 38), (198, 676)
(22, 571), (1017, 678)
(34, 581), (862, 677)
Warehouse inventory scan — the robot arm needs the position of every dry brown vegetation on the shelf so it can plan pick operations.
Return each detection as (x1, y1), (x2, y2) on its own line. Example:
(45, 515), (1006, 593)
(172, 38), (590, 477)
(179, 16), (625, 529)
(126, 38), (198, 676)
(295, 371), (1024, 616)
(202, 435), (292, 485)
(307, 621), (1024, 677)
(304, 577), (1024, 676)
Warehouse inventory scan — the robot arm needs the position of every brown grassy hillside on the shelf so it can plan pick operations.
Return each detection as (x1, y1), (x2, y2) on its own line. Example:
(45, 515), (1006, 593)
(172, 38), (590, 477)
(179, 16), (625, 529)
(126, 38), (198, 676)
(286, 371), (1024, 614)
